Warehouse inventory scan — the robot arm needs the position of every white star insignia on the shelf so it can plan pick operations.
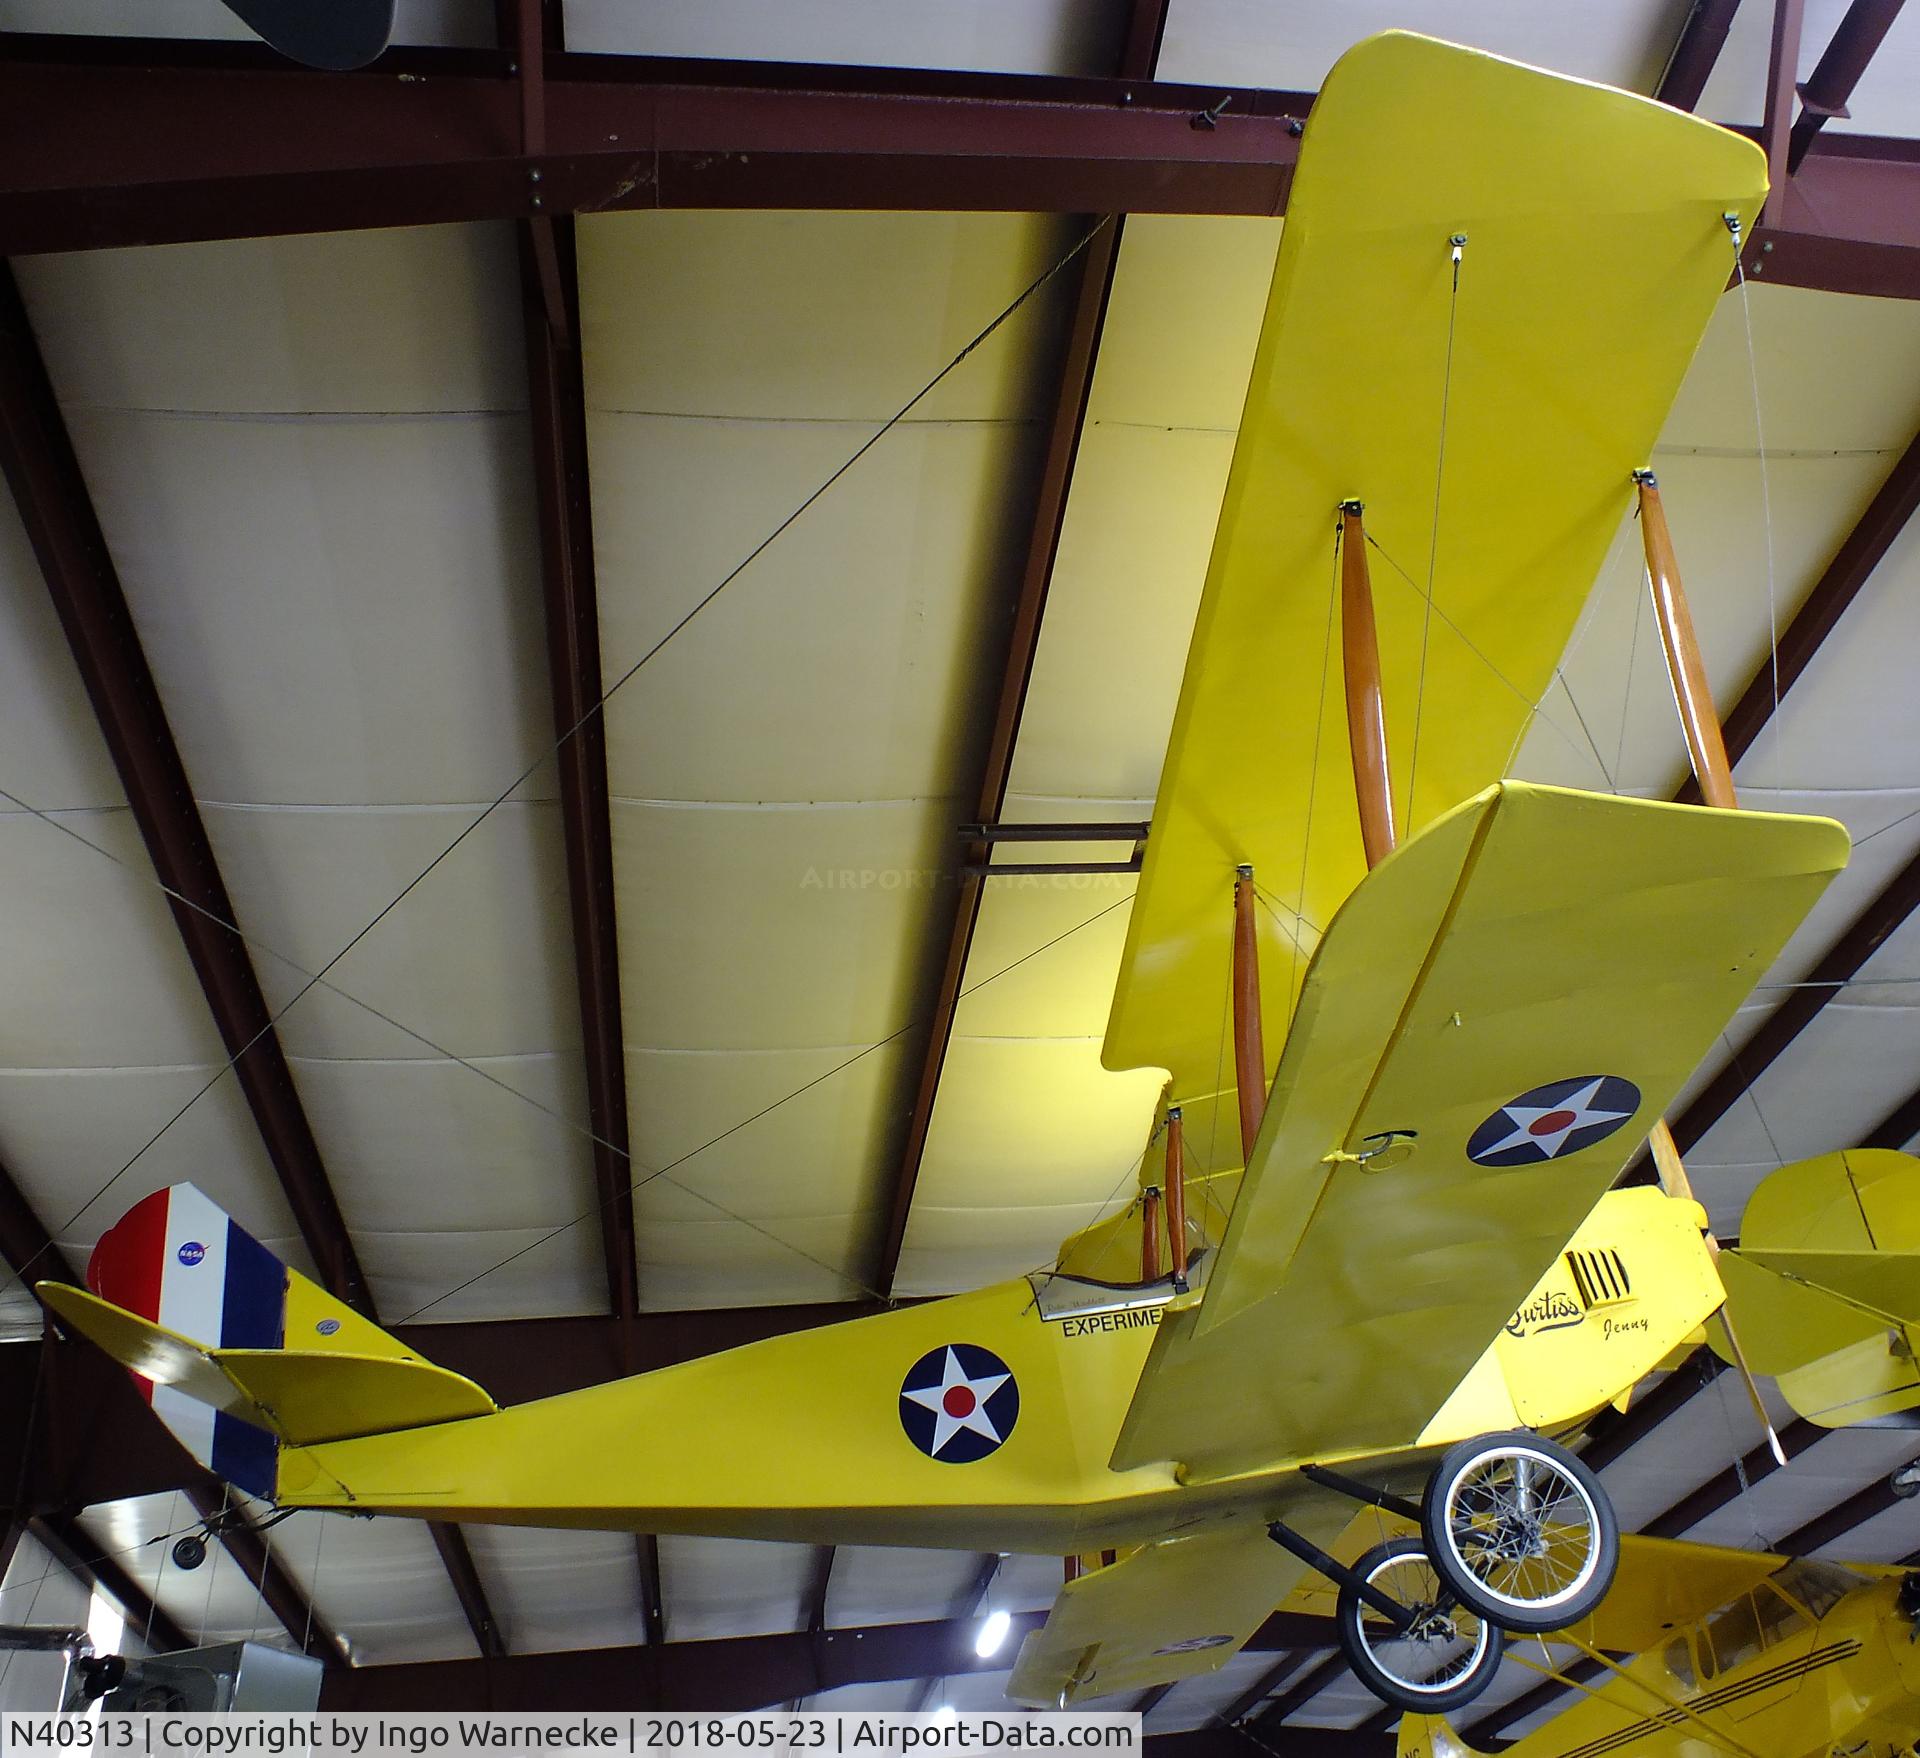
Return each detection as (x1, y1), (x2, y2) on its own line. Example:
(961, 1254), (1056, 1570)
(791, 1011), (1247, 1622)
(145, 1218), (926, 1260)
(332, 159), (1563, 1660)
(1476, 1077), (1635, 1161)
(902, 1347), (1011, 1457)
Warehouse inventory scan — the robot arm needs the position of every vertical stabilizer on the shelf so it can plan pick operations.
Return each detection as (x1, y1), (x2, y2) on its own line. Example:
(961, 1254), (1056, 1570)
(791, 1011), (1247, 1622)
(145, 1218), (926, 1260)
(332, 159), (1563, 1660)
(87, 1184), (287, 1495)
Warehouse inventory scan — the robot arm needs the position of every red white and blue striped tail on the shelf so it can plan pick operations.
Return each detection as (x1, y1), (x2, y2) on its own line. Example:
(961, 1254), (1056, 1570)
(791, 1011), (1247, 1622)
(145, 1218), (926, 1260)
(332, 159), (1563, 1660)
(87, 1184), (287, 1498)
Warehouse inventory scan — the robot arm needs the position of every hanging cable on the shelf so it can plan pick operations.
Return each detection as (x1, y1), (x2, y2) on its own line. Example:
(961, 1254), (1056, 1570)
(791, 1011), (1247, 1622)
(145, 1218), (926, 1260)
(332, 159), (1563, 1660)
(1405, 232), (1466, 832)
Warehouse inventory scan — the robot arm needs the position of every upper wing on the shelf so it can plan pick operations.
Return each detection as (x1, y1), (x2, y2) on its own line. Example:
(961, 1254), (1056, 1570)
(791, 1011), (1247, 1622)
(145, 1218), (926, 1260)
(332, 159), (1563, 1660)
(1102, 31), (1768, 1104)
(1005, 1503), (1348, 1706)
(1113, 783), (1847, 1478)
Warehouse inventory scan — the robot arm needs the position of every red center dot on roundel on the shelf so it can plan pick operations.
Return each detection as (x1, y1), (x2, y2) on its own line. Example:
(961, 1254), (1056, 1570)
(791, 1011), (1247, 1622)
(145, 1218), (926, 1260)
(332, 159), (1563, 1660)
(1529, 1108), (1578, 1137)
(943, 1386), (977, 1417)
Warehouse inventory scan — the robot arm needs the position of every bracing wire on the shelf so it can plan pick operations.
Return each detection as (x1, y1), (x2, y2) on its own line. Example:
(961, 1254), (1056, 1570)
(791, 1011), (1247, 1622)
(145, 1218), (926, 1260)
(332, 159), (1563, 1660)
(1362, 530), (1606, 786)
(0, 215), (1111, 1300)
(1731, 228), (1783, 770)
(1405, 232), (1466, 832)
(396, 889), (1136, 1321)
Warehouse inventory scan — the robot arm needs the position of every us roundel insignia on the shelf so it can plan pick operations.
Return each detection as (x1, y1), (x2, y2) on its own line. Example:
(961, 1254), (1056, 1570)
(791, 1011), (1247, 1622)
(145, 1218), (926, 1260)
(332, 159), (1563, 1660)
(1467, 1075), (1642, 1168)
(899, 1344), (1019, 1464)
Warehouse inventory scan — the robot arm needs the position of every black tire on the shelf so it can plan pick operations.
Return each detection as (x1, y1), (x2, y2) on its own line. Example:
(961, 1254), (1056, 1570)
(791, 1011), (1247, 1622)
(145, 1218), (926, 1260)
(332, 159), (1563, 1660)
(1422, 1429), (1618, 1635)
(1336, 1537), (1505, 1715)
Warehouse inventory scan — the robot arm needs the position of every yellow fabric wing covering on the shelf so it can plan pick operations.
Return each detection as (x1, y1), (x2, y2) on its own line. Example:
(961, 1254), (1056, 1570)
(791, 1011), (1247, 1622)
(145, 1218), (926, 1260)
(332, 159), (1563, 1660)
(38, 1283), (497, 1444)
(1112, 783), (1846, 1478)
(1005, 1506), (1348, 1707)
(1103, 31), (1769, 1108)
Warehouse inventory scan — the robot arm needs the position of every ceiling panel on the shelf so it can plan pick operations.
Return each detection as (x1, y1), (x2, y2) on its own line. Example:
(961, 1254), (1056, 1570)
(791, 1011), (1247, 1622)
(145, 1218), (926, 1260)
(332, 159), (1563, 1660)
(560, 0), (1113, 74)
(243, 1507), (480, 1666)
(1159, 0), (1682, 92)
(462, 1525), (647, 1654)
(823, 1547), (985, 1630)
(657, 1536), (813, 1643)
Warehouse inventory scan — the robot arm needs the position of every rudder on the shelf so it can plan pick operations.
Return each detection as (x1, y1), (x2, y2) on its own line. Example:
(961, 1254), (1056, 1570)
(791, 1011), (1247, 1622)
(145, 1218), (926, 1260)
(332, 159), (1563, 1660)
(42, 1184), (495, 1501)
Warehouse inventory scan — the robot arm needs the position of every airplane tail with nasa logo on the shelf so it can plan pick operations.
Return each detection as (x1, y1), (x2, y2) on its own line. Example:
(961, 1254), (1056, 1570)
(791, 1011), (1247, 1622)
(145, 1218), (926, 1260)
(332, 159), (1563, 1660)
(35, 1183), (496, 1501)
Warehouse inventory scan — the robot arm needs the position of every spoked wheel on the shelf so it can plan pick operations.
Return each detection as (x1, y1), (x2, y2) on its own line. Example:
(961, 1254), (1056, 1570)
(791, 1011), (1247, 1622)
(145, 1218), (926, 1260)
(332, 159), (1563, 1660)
(1422, 1429), (1618, 1635)
(1336, 1537), (1505, 1715)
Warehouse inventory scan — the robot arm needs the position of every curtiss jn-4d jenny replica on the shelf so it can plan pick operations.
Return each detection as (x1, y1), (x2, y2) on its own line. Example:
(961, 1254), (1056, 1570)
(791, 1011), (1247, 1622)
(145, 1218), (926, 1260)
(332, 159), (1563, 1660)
(37, 31), (1920, 1723)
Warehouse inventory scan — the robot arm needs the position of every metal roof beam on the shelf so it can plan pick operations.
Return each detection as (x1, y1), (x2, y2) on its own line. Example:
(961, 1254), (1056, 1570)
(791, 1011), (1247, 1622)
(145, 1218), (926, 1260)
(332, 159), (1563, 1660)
(0, 263), (372, 1313)
(28, 1511), (193, 1656)
(1676, 421), (1920, 804)
(1220, 1649), (1312, 1723)
(0, 37), (1307, 256)
(8, 35), (1920, 299)
(1788, 0), (1910, 172)
(1466, 1653), (1608, 1743)
(431, 1521), (507, 1661)
(0, 1158), (80, 1292)
(1657, 0), (1744, 110)
(1865, 1079), (1920, 1149)
(1742, 140), (1920, 298)
(1774, 1459), (1919, 1554)
(517, 173), (637, 1327)
(183, 1481), (350, 1668)
(1643, 1419), (1826, 1539)
(1250, 1650), (1349, 1731)
(1580, 1352), (1730, 1473)
(1665, 842), (1920, 1157)
(873, 0), (1165, 1294)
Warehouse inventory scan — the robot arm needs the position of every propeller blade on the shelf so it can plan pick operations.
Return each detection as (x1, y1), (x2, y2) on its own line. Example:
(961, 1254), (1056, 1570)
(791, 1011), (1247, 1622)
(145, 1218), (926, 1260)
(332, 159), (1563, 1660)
(218, 0), (396, 69)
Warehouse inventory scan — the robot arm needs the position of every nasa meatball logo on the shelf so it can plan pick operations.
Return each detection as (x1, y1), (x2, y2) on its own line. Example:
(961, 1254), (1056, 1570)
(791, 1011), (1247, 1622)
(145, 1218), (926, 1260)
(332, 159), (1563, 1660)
(176, 1240), (207, 1268)
(899, 1344), (1019, 1463)
(1467, 1075), (1640, 1168)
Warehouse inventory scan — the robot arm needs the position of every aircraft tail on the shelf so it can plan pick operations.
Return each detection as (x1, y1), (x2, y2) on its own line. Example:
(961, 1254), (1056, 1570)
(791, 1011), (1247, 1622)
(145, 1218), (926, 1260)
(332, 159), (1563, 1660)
(1716, 1149), (1920, 1426)
(1397, 1716), (1492, 1758)
(37, 1184), (495, 1500)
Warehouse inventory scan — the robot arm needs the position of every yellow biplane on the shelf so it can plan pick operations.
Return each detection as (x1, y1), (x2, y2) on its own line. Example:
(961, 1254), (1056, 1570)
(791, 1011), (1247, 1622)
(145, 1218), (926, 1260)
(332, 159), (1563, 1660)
(1399, 1538), (1920, 1757)
(31, 31), (1910, 1719)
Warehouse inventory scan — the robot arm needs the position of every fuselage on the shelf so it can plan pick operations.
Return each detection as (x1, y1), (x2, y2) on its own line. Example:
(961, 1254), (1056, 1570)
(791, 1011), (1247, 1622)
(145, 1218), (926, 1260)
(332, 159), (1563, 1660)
(281, 1188), (1721, 1557)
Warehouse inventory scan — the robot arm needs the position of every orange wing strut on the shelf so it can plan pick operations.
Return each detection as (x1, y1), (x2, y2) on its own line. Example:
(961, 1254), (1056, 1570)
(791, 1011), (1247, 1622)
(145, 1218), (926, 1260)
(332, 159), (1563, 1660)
(1165, 1106), (1189, 1292)
(1636, 471), (1737, 809)
(1339, 501), (1398, 867)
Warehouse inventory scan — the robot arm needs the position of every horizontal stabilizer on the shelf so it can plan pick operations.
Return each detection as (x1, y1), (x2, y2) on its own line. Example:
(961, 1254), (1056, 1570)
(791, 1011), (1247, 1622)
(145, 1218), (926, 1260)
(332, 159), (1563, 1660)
(38, 1283), (496, 1445)
(1717, 1151), (1920, 1426)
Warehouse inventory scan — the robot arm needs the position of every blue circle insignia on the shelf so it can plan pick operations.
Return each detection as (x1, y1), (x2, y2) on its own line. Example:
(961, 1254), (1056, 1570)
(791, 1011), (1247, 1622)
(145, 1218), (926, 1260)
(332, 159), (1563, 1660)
(1467, 1075), (1641, 1168)
(899, 1343), (1019, 1464)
